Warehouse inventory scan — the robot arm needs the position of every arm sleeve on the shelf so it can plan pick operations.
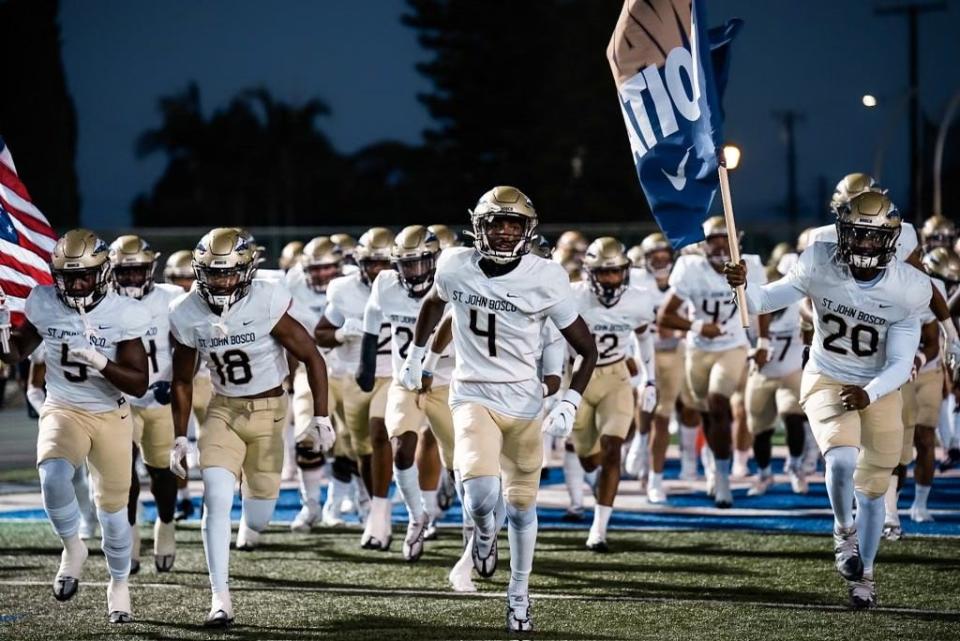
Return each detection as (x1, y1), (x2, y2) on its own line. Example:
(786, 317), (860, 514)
(633, 330), (655, 384)
(540, 324), (565, 378)
(743, 250), (812, 314)
(323, 286), (346, 327)
(362, 278), (384, 335)
(863, 316), (922, 403)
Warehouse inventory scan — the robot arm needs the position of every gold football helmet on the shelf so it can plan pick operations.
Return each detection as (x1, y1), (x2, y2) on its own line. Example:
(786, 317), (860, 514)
(836, 192), (902, 269)
(796, 227), (815, 253)
(50, 229), (112, 310)
(830, 172), (883, 214)
(583, 237), (631, 306)
(163, 250), (195, 290)
(355, 227), (395, 286)
(108, 235), (159, 300)
(193, 227), (259, 309)
(767, 241), (794, 268)
(279, 240), (304, 272)
(528, 233), (552, 259)
(639, 232), (673, 278)
(392, 225), (440, 297)
(552, 230), (588, 277)
(330, 233), (357, 265)
(923, 247), (960, 294)
(701, 215), (732, 268)
(300, 236), (343, 293)
(469, 186), (538, 264)
(921, 214), (956, 251)
(427, 224), (460, 250)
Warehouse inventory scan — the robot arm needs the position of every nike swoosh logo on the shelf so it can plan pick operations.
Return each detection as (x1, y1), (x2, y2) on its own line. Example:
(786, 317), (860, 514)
(243, 320), (255, 326)
(273, 417), (284, 423)
(120, 414), (129, 420)
(506, 293), (519, 299)
(661, 146), (692, 191)
(879, 304), (892, 309)
(98, 325), (112, 330)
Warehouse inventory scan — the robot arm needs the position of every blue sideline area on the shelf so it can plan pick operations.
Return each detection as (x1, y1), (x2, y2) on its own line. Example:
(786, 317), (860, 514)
(2, 458), (958, 536)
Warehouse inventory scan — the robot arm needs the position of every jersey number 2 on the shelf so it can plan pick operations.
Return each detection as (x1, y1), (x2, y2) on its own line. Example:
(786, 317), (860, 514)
(822, 313), (879, 357)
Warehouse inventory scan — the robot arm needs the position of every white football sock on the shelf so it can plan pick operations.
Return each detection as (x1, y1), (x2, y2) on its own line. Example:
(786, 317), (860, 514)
(590, 504), (613, 540)
(824, 447), (858, 529)
(584, 468), (599, 497)
(563, 450), (585, 509)
(201, 467), (235, 594)
(758, 465), (772, 479)
(369, 496), (391, 536)
(649, 471), (663, 490)
(422, 490), (439, 520)
(453, 470), (475, 529)
(637, 432), (650, 476)
(324, 477), (351, 514)
(297, 466), (324, 513)
(177, 486), (192, 502)
(98, 508), (132, 580)
(680, 426), (699, 463)
(505, 502), (537, 597)
(714, 457), (731, 480)
(241, 497), (276, 533)
(463, 475), (500, 556)
(913, 484), (931, 511)
(394, 464), (424, 521)
(71, 463), (97, 530)
(938, 396), (955, 450)
(733, 449), (750, 472)
(541, 433), (553, 468)
(786, 455), (803, 472)
(883, 479), (900, 526)
(855, 491), (885, 574)
(39, 458), (81, 538)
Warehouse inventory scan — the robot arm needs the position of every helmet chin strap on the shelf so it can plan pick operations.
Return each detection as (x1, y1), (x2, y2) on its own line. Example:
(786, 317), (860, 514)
(76, 303), (97, 342)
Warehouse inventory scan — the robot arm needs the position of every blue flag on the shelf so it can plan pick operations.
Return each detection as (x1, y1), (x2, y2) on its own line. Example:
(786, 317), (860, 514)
(607, 0), (742, 250)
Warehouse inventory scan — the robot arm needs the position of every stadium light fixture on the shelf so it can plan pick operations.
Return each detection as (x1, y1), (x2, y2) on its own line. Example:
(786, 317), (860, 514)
(862, 94), (878, 108)
(723, 144), (741, 170)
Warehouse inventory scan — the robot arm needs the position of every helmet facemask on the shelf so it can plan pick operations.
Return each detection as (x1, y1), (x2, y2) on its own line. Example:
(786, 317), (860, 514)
(54, 262), (112, 310)
(358, 259), (391, 287)
(703, 236), (731, 268)
(194, 263), (254, 310)
(587, 265), (630, 307)
(645, 249), (674, 279)
(112, 263), (155, 300)
(471, 213), (536, 264)
(836, 221), (900, 269)
(395, 254), (437, 298)
(305, 261), (342, 293)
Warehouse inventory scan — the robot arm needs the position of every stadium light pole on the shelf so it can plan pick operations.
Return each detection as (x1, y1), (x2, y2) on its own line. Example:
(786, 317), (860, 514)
(933, 89), (960, 216)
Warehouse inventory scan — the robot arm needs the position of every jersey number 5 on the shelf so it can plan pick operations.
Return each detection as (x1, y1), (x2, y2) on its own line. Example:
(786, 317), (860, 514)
(469, 309), (497, 357)
(210, 349), (253, 385)
(61, 343), (88, 383)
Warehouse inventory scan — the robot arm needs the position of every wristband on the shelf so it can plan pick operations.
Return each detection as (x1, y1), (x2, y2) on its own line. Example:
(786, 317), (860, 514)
(561, 388), (582, 410)
(914, 351), (927, 369)
(542, 383), (549, 398)
(756, 337), (770, 351)
(423, 350), (441, 373)
(690, 320), (704, 335)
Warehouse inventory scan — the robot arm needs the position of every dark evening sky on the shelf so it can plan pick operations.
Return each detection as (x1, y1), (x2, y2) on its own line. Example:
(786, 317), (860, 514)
(59, 0), (960, 230)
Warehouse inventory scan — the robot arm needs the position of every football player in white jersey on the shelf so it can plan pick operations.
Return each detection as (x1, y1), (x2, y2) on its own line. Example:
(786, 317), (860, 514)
(627, 234), (703, 496)
(283, 237), (354, 531)
(358, 225), (457, 562)
(163, 250), (209, 520)
(167, 228), (334, 627)
(553, 230), (588, 282)
(331, 233), (358, 267)
(572, 238), (655, 551)
(724, 192), (930, 609)
(109, 235), (184, 573)
(744, 261), (809, 496)
(316, 227), (396, 550)
(659, 216), (768, 507)
(278, 240), (304, 273)
(401, 186), (598, 632)
(1, 229), (150, 623)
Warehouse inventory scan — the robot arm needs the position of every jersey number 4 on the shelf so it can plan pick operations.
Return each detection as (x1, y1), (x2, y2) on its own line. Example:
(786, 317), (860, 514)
(469, 309), (497, 357)
(701, 299), (737, 325)
(210, 349), (253, 385)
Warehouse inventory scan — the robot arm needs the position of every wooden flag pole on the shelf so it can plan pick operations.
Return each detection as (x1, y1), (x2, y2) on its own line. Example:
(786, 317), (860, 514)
(717, 163), (750, 328)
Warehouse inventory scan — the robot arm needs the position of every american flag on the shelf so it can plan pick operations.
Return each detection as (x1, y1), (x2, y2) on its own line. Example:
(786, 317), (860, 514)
(0, 136), (57, 327)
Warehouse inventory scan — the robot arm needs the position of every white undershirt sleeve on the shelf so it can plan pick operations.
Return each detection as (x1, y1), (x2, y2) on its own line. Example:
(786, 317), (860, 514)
(863, 316), (922, 403)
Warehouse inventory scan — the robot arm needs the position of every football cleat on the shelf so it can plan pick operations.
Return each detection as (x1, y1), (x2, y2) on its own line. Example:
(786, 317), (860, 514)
(402, 514), (428, 562)
(291, 506), (318, 533)
(235, 522), (260, 552)
(424, 519), (439, 541)
(505, 594), (534, 633)
(646, 484), (667, 505)
(204, 591), (235, 628)
(909, 504), (935, 523)
(848, 573), (878, 610)
(939, 447), (960, 472)
(107, 578), (132, 624)
(154, 519), (176, 572)
(437, 471), (457, 511)
(882, 525), (903, 541)
(714, 474), (733, 509)
(562, 506), (584, 522)
(747, 475), (774, 497)
(679, 456), (699, 481)
(788, 467), (809, 495)
(321, 501), (345, 528)
(833, 526), (864, 581)
(585, 534), (609, 554)
(53, 536), (88, 601)
(471, 531), (498, 578)
(449, 552), (477, 593)
(174, 497), (195, 522)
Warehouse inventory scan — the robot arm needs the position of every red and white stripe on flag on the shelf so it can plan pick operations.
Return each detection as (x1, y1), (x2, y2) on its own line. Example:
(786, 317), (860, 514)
(0, 137), (56, 327)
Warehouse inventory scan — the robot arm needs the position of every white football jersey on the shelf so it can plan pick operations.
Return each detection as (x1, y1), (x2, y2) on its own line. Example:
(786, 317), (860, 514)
(759, 300), (804, 379)
(323, 272), (392, 377)
(669, 254), (766, 352)
(127, 283), (182, 408)
(435, 247), (578, 419)
(572, 281), (655, 367)
(284, 268), (345, 377)
(169, 279), (293, 397)
(363, 270), (454, 386)
(25, 287), (152, 412)
(918, 277), (945, 373)
(631, 267), (683, 351)
(806, 222), (919, 264)
(787, 242), (930, 385)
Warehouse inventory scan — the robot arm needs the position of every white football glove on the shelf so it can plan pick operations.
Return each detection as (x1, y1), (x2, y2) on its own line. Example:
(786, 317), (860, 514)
(296, 416), (336, 454)
(399, 345), (427, 391)
(26, 385), (46, 414)
(334, 317), (365, 343)
(542, 389), (581, 438)
(0, 293), (10, 354)
(169, 436), (191, 479)
(67, 344), (108, 371)
(640, 382), (658, 414)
